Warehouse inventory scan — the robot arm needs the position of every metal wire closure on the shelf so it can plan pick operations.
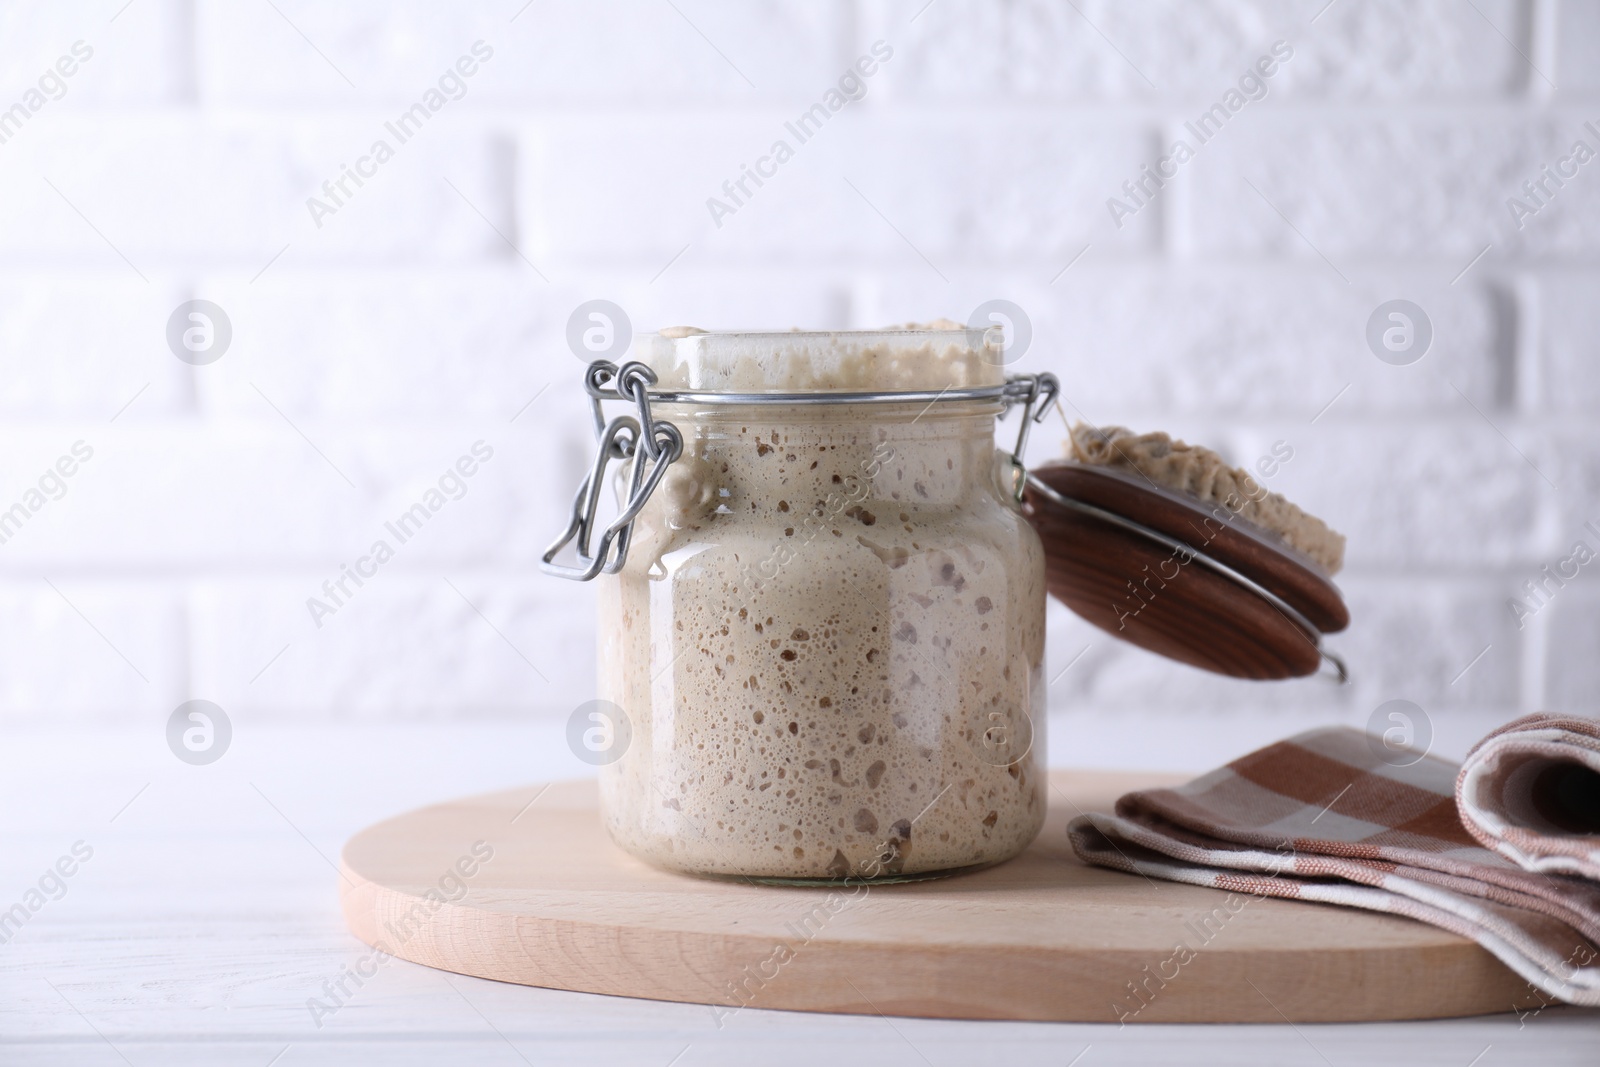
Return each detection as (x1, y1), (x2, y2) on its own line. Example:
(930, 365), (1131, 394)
(541, 360), (1060, 581)
(540, 362), (684, 581)
(998, 371), (1059, 503)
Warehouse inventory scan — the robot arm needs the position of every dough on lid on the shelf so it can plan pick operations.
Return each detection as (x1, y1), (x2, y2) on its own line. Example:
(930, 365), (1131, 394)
(1067, 423), (1346, 574)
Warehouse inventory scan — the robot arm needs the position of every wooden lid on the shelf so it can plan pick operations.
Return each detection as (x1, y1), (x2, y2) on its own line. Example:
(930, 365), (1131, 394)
(1022, 461), (1349, 681)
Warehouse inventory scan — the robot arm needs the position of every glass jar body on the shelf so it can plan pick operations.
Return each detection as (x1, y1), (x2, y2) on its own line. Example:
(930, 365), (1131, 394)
(596, 400), (1047, 881)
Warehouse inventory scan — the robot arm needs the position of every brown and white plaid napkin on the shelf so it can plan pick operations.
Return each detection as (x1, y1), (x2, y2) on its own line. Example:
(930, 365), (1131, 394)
(1067, 724), (1600, 1006)
(1459, 713), (1600, 882)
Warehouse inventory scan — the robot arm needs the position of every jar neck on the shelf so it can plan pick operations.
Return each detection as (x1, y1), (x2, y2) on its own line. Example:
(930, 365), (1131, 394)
(665, 401), (1005, 512)
(661, 399), (1003, 439)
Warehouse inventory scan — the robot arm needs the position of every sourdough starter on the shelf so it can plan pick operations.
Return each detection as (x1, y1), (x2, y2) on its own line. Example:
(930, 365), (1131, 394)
(597, 329), (1047, 879)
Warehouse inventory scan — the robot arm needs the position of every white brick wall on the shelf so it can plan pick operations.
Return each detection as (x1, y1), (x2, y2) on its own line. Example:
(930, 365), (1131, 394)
(1, 0), (1596, 764)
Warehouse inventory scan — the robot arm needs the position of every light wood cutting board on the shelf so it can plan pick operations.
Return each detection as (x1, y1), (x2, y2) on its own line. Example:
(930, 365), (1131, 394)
(339, 770), (1535, 1023)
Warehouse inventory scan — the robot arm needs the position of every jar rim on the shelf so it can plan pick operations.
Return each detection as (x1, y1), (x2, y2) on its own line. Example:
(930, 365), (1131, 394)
(642, 381), (1021, 407)
(638, 326), (1008, 394)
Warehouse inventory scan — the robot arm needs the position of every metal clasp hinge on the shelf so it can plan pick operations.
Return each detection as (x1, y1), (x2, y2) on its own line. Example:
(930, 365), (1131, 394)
(540, 361), (682, 582)
(541, 364), (1058, 578)
(1000, 371), (1059, 502)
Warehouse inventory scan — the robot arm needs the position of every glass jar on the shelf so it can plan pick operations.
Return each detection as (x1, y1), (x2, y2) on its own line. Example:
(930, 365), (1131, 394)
(545, 328), (1055, 883)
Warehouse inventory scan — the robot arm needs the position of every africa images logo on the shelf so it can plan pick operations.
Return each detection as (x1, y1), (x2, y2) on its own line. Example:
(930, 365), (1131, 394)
(166, 701), (232, 766)
(166, 300), (233, 365)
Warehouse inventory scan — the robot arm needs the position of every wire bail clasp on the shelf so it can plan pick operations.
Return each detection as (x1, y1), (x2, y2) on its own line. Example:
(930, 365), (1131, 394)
(540, 361), (682, 582)
(999, 371), (1059, 502)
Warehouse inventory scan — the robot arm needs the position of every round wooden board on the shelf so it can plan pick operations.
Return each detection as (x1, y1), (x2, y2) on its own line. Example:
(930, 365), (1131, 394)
(339, 770), (1533, 1024)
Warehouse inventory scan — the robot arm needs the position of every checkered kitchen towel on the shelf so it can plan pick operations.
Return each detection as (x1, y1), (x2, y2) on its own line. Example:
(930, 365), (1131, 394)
(1068, 723), (1600, 1006)
(1460, 713), (1600, 882)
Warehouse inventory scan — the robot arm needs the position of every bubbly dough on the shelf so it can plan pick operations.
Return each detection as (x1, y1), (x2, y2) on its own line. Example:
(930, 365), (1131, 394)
(1067, 423), (1346, 574)
(597, 329), (1047, 879)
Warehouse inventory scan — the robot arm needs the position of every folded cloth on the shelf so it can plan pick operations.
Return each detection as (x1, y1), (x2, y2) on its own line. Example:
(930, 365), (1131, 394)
(1068, 726), (1600, 1007)
(1459, 712), (1600, 881)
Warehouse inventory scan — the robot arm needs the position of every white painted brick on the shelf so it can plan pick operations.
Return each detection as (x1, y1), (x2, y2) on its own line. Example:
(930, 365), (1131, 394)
(835, 118), (1159, 258)
(1268, 424), (1557, 567)
(0, 0), (190, 107)
(1012, 417), (1559, 579)
(524, 113), (827, 264)
(191, 575), (594, 720)
(0, 274), (190, 419)
(0, 424), (570, 569)
(1279, 0), (1530, 99)
(195, 0), (845, 105)
(1545, 589), (1600, 712)
(192, 269), (564, 421)
(1502, 484), (1600, 701)
(1188, 114), (1600, 260)
(187, 267), (852, 419)
(1335, 576), (1522, 708)
(0, 581), (182, 720)
(1045, 573), (1520, 714)
(1539, 272), (1600, 413)
(519, 114), (1157, 265)
(0, 431), (119, 563)
(860, 266), (1508, 416)
(1550, 433), (1600, 536)
(858, 0), (1138, 101)
(569, 267), (854, 334)
(0, 0), (1588, 735)
(861, 0), (1527, 101)
(1555, 0), (1600, 96)
(0, 117), (512, 266)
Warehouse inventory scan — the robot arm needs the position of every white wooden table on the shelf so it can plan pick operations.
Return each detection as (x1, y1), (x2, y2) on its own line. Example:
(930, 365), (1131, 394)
(3, 723), (1595, 1066)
